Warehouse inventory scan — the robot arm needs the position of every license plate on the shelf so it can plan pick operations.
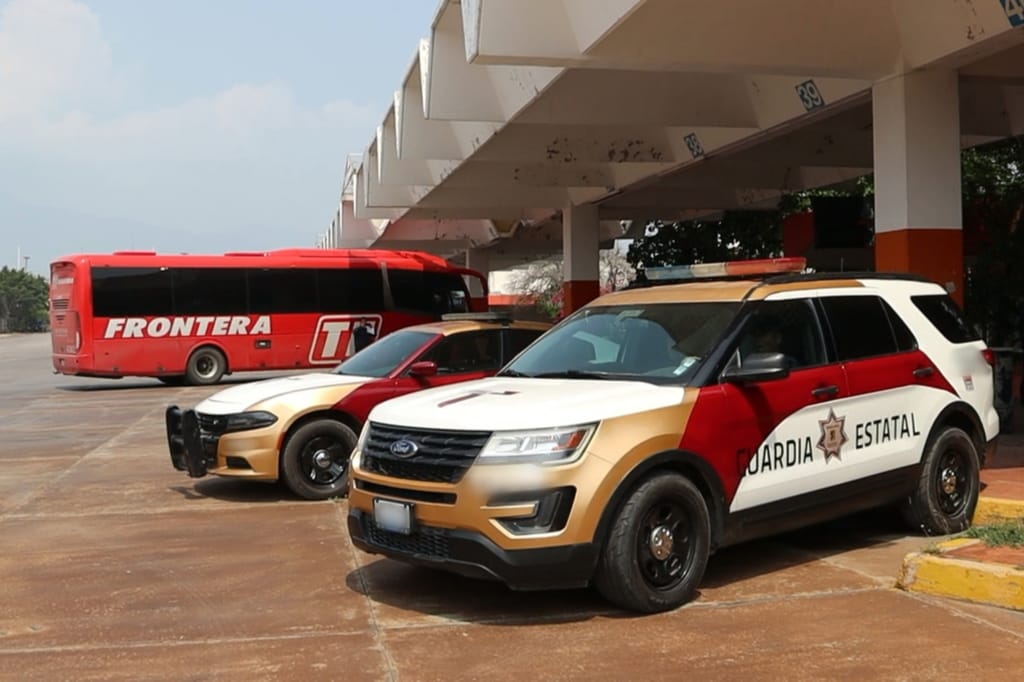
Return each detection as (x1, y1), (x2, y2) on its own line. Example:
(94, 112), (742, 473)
(373, 499), (413, 535)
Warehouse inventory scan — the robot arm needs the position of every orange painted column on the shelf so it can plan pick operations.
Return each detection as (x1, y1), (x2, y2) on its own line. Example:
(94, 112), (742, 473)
(874, 229), (964, 306)
(872, 70), (963, 306)
(562, 203), (601, 316)
(563, 280), (601, 314)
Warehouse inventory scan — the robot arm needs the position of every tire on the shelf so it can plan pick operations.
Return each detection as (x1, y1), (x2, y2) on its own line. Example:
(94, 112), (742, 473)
(158, 375), (185, 386)
(280, 419), (357, 500)
(594, 473), (711, 613)
(901, 427), (980, 535)
(185, 347), (226, 385)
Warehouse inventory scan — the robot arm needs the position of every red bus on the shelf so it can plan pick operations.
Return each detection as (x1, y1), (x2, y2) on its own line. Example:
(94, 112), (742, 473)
(49, 248), (488, 385)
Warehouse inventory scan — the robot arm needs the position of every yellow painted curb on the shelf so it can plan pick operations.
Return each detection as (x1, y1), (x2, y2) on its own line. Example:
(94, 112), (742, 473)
(974, 496), (1024, 524)
(898, 551), (1024, 612)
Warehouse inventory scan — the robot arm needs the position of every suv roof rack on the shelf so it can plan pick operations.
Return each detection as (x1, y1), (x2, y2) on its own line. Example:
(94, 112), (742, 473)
(761, 271), (934, 285)
(440, 312), (514, 324)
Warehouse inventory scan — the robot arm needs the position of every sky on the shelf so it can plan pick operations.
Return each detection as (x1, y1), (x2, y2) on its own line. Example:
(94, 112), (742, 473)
(0, 0), (438, 275)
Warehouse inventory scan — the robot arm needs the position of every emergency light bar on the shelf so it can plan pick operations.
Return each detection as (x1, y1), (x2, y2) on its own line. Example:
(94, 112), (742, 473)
(644, 257), (807, 282)
(441, 312), (514, 323)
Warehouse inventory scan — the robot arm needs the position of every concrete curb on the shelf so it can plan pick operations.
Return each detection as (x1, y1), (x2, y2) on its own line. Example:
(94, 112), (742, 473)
(898, 538), (1024, 612)
(974, 496), (1024, 524)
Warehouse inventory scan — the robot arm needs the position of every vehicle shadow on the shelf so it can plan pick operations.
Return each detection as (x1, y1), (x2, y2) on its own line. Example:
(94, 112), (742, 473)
(168, 477), (315, 504)
(344, 508), (918, 625)
(345, 558), (614, 626)
(55, 370), (319, 392)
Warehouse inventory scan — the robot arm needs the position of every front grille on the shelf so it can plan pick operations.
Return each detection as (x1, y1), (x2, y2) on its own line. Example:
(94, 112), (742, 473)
(51, 298), (70, 311)
(196, 412), (229, 435)
(365, 520), (451, 559)
(362, 423), (491, 484)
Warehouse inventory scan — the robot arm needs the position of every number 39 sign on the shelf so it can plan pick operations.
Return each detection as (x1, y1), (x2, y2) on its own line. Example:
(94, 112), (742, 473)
(796, 80), (825, 112)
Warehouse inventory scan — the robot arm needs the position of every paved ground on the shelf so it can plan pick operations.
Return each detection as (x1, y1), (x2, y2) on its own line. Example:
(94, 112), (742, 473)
(2, 333), (1023, 681)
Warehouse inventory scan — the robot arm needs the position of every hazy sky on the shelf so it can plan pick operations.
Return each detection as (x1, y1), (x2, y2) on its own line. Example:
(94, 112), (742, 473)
(0, 0), (437, 275)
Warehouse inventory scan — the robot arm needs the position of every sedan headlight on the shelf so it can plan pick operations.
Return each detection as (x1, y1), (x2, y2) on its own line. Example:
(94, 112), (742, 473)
(479, 424), (596, 464)
(224, 411), (278, 433)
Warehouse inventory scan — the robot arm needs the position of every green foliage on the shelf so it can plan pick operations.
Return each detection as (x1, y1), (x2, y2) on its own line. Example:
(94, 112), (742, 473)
(626, 211), (783, 271)
(960, 136), (1024, 344)
(0, 267), (49, 332)
(964, 520), (1024, 548)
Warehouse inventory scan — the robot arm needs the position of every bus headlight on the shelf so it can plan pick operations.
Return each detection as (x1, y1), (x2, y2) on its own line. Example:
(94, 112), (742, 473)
(224, 411), (278, 433)
(478, 424), (596, 464)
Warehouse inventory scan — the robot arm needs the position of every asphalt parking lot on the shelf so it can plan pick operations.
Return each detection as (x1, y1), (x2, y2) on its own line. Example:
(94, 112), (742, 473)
(2, 333), (1023, 681)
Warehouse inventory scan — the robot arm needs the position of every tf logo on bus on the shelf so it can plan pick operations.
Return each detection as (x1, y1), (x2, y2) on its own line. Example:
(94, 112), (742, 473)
(309, 315), (382, 365)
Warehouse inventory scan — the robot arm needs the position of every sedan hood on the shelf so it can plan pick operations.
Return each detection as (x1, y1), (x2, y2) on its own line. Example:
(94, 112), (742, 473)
(367, 377), (685, 431)
(197, 372), (370, 414)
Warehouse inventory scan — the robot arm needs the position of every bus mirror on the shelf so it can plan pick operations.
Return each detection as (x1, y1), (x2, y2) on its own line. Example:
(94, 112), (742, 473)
(409, 361), (438, 378)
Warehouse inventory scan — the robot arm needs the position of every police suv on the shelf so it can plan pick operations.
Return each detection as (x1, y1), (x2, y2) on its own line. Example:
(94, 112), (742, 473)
(346, 259), (998, 613)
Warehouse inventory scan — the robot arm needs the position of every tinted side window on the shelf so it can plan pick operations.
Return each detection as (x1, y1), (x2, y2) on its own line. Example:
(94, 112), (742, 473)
(911, 294), (980, 344)
(319, 268), (385, 313)
(421, 330), (502, 374)
(883, 300), (918, 352)
(173, 268), (247, 315)
(505, 329), (543, 362)
(821, 296), (901, 360)
(92, 267), (174, 317)
(389, 270), (469, 315)
(735, 299), (826, 369)
(248, 268), (318, 314)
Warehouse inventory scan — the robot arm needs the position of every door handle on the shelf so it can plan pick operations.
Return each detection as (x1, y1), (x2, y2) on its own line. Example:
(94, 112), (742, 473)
(811, 385), (839, 399)
(913, 367), (934, 379)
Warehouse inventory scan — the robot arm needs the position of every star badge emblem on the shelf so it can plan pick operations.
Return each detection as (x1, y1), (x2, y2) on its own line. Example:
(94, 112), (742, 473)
(817, 409), (848, 462)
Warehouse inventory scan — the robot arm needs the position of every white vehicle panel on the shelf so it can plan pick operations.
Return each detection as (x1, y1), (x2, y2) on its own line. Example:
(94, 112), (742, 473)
(367, 377), (686, 432)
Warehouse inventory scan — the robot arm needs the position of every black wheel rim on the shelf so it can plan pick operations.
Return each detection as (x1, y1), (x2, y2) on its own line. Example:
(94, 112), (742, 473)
(299, 435), (348, 486)
(195, 355), (217, 379)
(935, 447), (970, 515)
(635, 498), (695, 591)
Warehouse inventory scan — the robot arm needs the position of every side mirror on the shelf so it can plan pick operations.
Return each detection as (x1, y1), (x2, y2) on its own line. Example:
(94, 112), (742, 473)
(721, 352), (790, 384)
(408, 360), (438, 378)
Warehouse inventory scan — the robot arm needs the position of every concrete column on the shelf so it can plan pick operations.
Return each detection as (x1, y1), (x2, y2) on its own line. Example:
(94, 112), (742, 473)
(562, 203), (601, 314)
(872, 70), (963, 303)
(464, 248), (491, 299)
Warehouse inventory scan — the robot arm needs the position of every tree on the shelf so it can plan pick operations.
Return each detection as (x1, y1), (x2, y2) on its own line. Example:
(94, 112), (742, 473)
(626, 210), (783, 272)
(506, 248), (636, 319)
(0, 267), (49, 332)
(960, 136), (1024, 344)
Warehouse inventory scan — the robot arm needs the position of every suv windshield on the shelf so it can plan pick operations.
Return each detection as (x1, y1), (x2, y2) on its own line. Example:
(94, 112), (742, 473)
(502, 302), (740, 382)
(333, 330), (434, 378)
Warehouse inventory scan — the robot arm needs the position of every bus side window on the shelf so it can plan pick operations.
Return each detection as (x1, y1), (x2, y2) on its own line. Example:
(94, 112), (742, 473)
(388, 270), (470, 316)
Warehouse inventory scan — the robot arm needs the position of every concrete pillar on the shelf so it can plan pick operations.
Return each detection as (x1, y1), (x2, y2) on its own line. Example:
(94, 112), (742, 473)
(872, 70), (963, 303)
(464, 248), (491, 299)
(562, 203), (601, 314)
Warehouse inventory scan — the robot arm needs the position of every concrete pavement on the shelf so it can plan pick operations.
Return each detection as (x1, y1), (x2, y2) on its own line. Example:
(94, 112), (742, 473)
(2, 333), (1022, 681)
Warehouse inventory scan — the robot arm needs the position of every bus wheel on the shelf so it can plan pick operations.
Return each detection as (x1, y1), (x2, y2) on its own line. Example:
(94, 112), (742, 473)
(185, 347), (226, 385)
(280, 418), (356, 500)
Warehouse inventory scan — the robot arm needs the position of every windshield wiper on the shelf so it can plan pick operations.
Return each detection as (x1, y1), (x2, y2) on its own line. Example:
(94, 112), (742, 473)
(532, 370), (612, 380)
(498, 369), (531, 377)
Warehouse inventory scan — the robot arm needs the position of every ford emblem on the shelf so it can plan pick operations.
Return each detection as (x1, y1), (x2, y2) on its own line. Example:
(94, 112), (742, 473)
(389, 439), (418, 458)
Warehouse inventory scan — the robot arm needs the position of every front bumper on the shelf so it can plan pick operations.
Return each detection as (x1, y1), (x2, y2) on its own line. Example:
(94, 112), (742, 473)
(165, 406), (282, 480)
(166, 406), (212, 477)
(347, 507), (598, 590)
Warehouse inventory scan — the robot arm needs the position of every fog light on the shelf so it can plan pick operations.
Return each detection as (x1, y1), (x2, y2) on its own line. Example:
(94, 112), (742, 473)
(490, 487), (576, 535)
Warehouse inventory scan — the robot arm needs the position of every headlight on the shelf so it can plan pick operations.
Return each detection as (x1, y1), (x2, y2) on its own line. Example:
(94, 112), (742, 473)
(355, 422), (371, 452)
(224, 411), (278, 433)
(478, 424), (596, 464)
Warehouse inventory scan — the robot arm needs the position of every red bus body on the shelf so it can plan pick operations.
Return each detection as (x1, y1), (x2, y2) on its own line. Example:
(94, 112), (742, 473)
(49, 249), (488, 383)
